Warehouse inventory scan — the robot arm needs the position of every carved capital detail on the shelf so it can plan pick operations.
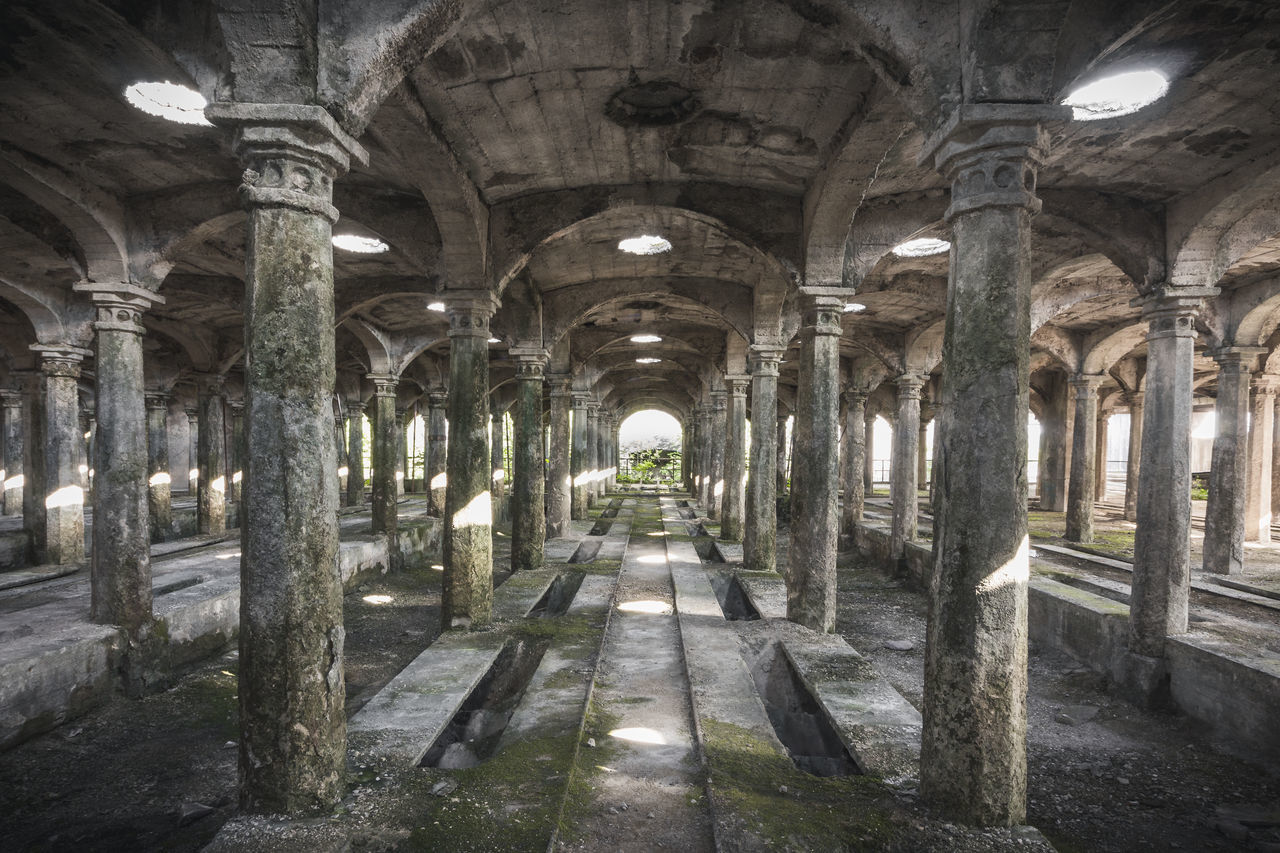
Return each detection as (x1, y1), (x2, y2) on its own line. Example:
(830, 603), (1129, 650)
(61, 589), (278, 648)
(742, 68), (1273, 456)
(30, 344), (89, 378)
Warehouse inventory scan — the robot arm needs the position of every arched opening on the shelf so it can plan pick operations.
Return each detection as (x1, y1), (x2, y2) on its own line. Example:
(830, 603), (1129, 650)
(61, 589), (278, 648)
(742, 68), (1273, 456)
(618, 409), (682, 488)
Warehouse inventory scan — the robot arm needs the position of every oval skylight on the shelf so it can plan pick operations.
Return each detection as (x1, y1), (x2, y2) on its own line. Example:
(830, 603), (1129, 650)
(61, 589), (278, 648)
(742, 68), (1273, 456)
(636, 357), (661, 364)
(123, 81), (211, 126)
(892, 238), (951, 257)
(618, 235), (672, 255)
(630, 334), (662, 343)
(1063, 70), (1168, 121)
(487, 337), (501, 344)
(427, 301), (446, 312)
(332, 234), (389, 254)
(843, 303), (866, 313)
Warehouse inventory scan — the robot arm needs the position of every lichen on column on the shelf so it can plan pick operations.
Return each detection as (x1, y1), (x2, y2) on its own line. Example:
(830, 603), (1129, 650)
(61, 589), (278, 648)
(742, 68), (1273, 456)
(1064, 374), (1105, 543)
(369, 374), (399, 541)
(745, 347), (782, 571)
(720, 377), (748, 541)
(545, 376), (571, 537)
(890, 373), (925, 558)
(2, 390), (26, 517)
(510, 350), (547, 570)
(30, 344), (90, 566)
(838, 389), (867, 550)
(427, 390), (447, 516)
(195, 373), (226, 536)
(345, 400), (365, 508)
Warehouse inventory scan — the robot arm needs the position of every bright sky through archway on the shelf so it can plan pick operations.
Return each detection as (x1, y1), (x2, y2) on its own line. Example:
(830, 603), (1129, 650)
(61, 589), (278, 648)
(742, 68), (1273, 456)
(620, 409), (681, 453)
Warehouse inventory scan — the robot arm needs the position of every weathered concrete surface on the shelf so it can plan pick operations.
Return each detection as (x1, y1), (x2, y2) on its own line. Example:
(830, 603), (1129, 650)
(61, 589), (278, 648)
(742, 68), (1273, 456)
(570, 393), (591, 520)
(426, 391), (447, 517)
(546, 377), (571, 538)
(196, 374), (226, 536)
(146, 393), (172, 542)
(786, 294), (841, 632)
(721, 377), (747, 541)
(1202, 349), (1257, 573)
(1245, 380), (1276, 543)
(510, 356), (545, 571)
(1124, 392), (1143, 521)
(707, 392), (726, 520)
(2, 390), (24, 517)
(890, 374), (923, 558)
(369, 376), (399, 541)
(33, 347), (88, 566)
(921, 110), (1062, 827)
(345, 402), (365, 508)
(839, 390), (867, 551)
(442, 296), (495, 629)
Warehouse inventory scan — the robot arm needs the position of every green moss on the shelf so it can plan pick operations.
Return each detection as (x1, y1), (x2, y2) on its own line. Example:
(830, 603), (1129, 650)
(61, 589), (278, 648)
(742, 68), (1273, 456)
(700, 720), (898, 851)
(568, 559), (621, 575)
(556, 703), (623, 844)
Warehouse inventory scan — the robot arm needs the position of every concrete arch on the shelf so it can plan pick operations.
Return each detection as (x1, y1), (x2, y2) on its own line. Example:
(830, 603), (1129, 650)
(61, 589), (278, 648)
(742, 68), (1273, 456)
(1170, 153), (1280, 289)
(1082, 321), (1150, 375)
(0, 278), (68, 344)
(543, 284), (753, 354)
(1229, 283), (1280, 349)
(617, 401), (688, 427)
(903, 318), (946, 375)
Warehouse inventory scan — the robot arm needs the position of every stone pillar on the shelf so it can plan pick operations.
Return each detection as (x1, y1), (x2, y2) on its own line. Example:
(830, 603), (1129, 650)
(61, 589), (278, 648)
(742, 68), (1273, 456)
(1202, 348), (1260, 574)
(721, 377), (748, 541)
(863, 411), (875, 492)
(2, 390), (24, 516)
(510, 352), (546, 570)
(838, 390), (868, 549)
(146, 393), (172, 541)
(427, 390), (447, 516)
(1246, 378), (1277, 543)
(231, 402), (245, 526)
(185, 408), (198, 495)
(777, 413), (789, 496)
(1129, 288), (1214, 659)
(1273, 394), (1280, 518)
(707, 391), (727, 519)
(917, 413), (930, 487)
(920, 107), (1063, 826)
(81, 409), (94, 495)
(195, 374), (226, 536)
(491, 407), (506, 516)
(396, 406), (409, 498)
(369, 375), (399, 540)
(891, 374), (925, 557)
(570, 393), (591, 519)
(442, 294), (497, 628)
(1095, 412), (1109, 498)
(546, 377), (572, 537)
(745, 348), (782, 572)
(77, 284), (159, 633)
(1124, 392), (1143, 521)
(32, 345), (90, 565)
(334, 410), (347, 507)
(786, 293), (842, 631)
(1065, 374), (1105, 543)
(695, 404), (712, 510)
(586, 403), (601, 505)
(345, 402), (365, 507)
(208, 103), (363, 814)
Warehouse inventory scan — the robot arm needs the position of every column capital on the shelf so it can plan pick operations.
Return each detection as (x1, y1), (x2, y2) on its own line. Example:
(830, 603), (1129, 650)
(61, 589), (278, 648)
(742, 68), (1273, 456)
(1137, 285), (1218, 341)
(194, 372), (227, 394)
(1254, 375), (1280, 396)
(0, 388), (22, 406)
(145, 392), (170, 411)
(427, 388), (448, 409)
(727, 375), (750, 396)
(797, 291), (845, 337)
(74, 281), (164, 336)
(748, 344), (786, 373)
(30, 344), (89, 377)
(1125, 390), (1144, 408)
(511, 347), (549, 380)
(547, 374), (573, 397)
(919, 104), (1068, 220)
(345, 399), (366, 415)
(895, 372), (927, 396)
(367, 373), (399, 397)
(1069, 373), (1107, 394)
(571, 391), (593, 408)
(1210, 346), (1267, 372)
(207, 103), (368, 223)
(444, 291), (500, 339)
(841, 389), (869, 407)
(185, 407), (198, 420)
(229, 400), (245, 415)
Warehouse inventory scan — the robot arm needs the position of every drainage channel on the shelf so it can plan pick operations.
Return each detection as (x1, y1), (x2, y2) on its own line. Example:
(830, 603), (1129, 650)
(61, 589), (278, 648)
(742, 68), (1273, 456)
(560, 495), (714, 852)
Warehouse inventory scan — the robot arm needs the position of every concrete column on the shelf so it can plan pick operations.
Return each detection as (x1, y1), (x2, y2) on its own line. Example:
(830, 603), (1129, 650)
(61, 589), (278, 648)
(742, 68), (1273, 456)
(917, 415), (930, 487)
(145, 393), (172, 541)
(695, 404), (711, 510)
(185, 408), (198, 495)
(570, 392), (591, 519)
(32, 345), (90, 565)
(721, 377), (748, 541)
(1246, 378), (1277, 543)
(1124, 392), (1143, 521)
(1130, 288), (1215, 663)
(81, 409), (94, 496)
(838, 390), (868, 550)
(1065, 374), (1105, 543)
(1037, 376), (1069, 512)
(21, 377), (43, 557)
(231, 402), (245, 525)
(369, 375), (399, 540)
(511, 352), (546, 570)
(209, 103), (361, 814)
(1095, 412), (1109, 498)
(335, 410), (348, 507)
(745, 348), (782, 572)
(863, 411), (875, 492)
(491, 407), (506, 518)
(345, 402), (365, 508)
(77, 284), (159, 634)
(587, 403), (602, 504)
(787, 293), (842, 631)
(891, 374), (925, 557)
(396, 406), (409, 497)
(920, 107), (1062, 826)
(707, 391), (727, 519)
(442, 294), (497, 628)
(427, 390), (447, 516)
(1201, 348), (1259, 575)
(2, 390), (24, 516)
(195, 374), (226, 536)
(777, 413), (789, 496)
(546, 377), (572, 537)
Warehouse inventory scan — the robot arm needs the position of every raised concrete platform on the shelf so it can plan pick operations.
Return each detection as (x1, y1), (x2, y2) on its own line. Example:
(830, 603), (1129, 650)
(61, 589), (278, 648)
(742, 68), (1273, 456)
(0, 499), (440, 751)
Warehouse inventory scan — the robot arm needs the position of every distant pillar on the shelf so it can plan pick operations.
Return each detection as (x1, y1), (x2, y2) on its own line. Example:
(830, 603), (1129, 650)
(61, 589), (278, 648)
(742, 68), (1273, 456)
(721, 378), (748, 541)
(546, 377), (572, 537)
(345, 401), (365, 508)
(745, 348), (782, 571)
(511, 351), (547, 570)
(839, 390), (868, 549)
(196, 374), (226, 536)
(1, 390), (24, 516)
(491, 407), (506, 519)
(1202, 348), (1259, 574)
(186, 407), (198, 495)
(369, 375), (399, 539)
(1065, 374), (1105, 543)
(707, 391), (727, 520)
(427, 390), (447, 516)
(890, 374), (925, 558)
(32, 345), (90, 565)
(1245, 378), (1277, 544)
(1124, 392), (1143, 522)
(146, 393), (172, 541)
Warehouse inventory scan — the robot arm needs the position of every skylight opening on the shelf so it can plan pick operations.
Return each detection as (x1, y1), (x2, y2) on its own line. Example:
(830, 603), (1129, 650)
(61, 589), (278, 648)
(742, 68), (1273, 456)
(843, 303), (866, 313)
(619, 235), (672, 255)
(1063, 70), (1169, 121)
(636, 357), (661, 364)
(123, 81), (212, 126)
(487, 337), (501, 344)
(892, 238), (951, 257)
(427, 301), (446, 312)
(332, 234), (389, 254)
(630, 334), (662, 343)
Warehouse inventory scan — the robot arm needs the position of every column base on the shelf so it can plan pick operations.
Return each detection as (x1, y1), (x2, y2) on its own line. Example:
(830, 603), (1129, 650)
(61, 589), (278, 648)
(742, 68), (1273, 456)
(1115, 650), (1171, 710)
